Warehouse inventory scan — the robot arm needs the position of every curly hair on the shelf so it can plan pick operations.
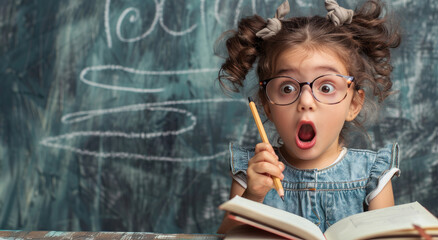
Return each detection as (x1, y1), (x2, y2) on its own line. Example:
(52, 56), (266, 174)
(216, 0), (401, 144)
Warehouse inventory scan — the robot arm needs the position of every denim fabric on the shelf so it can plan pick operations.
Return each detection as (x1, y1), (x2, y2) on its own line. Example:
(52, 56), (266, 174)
(229, 142), (400, 232)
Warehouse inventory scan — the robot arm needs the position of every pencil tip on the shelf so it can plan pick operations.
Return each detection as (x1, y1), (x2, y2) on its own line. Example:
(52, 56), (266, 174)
(281, 196), (284, 201)
(248, 97), (253, 103)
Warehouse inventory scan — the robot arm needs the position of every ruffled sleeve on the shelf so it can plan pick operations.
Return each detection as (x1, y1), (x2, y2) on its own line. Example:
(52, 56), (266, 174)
(365, 143), (401, 205)
(229, 143), (255, 189)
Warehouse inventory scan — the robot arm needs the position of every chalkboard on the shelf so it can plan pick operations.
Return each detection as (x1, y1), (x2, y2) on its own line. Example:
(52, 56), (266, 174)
(0, 0), (437, 234)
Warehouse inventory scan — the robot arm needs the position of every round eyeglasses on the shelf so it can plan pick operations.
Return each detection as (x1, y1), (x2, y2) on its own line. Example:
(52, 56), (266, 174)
(260, 74), (354, 105)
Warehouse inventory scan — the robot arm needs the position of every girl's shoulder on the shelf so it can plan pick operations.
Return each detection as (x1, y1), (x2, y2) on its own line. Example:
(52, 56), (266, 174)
(229, 143), (255, 175)
(343, 143), (400, 169)
(301, 143), (400, 183)
(324, 142), (400, 182)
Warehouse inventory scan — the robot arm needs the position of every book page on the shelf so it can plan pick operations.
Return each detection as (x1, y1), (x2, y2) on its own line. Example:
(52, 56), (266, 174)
(219, 196), (325, 240)
(324, 202), (438, 240)
(226, 215), (302, 240)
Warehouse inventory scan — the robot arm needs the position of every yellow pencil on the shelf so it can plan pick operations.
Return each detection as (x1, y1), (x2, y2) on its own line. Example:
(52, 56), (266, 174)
(248, 97), (285, 201)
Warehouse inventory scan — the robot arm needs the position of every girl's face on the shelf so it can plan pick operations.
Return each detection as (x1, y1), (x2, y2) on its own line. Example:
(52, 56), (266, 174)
(263, 47), (364, 169)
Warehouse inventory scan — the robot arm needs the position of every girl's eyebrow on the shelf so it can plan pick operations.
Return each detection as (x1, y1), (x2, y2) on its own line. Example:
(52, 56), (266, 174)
(314, 66), (343, 74)
(275, 69), (295, 75)
(275, 66), (342, 76)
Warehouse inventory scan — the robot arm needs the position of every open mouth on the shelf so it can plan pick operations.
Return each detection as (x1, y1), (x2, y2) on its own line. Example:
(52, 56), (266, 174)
(296, 121), (316, 149)
(298, 124), (316, 142)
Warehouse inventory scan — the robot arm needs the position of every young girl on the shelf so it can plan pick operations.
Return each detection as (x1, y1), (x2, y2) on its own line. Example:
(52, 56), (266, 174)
(216, 0), (401, 233)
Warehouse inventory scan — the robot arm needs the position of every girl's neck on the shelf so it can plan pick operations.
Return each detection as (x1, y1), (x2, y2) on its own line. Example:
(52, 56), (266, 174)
(279, 144), (345, 170)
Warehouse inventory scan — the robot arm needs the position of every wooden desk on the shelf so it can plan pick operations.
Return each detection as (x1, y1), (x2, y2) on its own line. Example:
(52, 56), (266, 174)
(0, 231), (224, 239)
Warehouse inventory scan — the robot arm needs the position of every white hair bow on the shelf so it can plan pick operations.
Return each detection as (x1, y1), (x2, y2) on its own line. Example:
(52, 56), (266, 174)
(256, 1), (290, 39)
(325, 0), (354, 26)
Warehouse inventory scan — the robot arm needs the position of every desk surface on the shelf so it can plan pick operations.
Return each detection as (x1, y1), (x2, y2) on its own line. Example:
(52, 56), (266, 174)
(0, 231), (224, 239)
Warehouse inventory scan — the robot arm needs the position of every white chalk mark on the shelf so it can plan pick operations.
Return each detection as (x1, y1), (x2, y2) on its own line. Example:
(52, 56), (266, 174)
(214, 0), (222, 25)
(41, 137), (228, 162)
(116, 0), (197, 42)
(159, 0), (197, 36)
(234, 0), (244, 27)
(57, 106), (196, 139)
(105, 0), (112, 48)
(41, 98), (246, 162)
(62, 98), (244, 124)
(200, 0), (206, 28)
(116, 0), (160, 42)
(79, 65), (218, 93)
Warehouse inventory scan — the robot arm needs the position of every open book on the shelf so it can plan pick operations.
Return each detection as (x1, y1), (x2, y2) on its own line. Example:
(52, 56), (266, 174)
(219, 196), (438, 240)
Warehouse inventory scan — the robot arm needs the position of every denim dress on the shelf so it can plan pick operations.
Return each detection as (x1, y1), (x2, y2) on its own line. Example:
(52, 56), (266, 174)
(229, 143), (400, 232)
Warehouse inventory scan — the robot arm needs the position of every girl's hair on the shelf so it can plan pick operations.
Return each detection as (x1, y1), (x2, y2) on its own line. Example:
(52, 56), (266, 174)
(216, 0), (401, 144)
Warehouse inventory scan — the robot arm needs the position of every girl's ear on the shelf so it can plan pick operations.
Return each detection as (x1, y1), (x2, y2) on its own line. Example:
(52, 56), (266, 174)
(263, 103), (273, 121)
(346, 89), (365, 121)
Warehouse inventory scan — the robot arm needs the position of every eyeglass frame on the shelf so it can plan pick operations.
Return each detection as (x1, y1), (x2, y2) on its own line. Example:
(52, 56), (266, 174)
(259, 74), (355, 106)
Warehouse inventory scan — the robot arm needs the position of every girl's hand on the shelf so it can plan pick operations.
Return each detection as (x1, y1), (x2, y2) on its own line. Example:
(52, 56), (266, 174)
(243, 143), (285, 203)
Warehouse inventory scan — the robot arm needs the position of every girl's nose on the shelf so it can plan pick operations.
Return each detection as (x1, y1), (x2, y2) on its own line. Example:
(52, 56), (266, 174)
(297, 85), (317, 111)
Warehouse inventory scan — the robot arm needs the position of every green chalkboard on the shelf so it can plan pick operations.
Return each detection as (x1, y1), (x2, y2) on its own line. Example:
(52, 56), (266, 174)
(0, 0), (437, 233)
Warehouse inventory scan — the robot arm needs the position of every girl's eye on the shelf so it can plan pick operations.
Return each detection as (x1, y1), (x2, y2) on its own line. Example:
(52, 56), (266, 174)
(319, 83), (335, 94)
(280, 84), (296, 94)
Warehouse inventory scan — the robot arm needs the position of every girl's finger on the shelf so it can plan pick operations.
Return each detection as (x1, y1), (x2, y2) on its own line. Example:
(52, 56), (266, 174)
(254, 142), (278, 158)
(251, 161), (284, 179)
(249, 150), (279, 166)
(278, 161), (285, 171)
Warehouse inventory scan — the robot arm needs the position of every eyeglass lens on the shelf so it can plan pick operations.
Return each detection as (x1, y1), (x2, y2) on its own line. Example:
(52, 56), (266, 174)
(265, 75), (350, 105)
